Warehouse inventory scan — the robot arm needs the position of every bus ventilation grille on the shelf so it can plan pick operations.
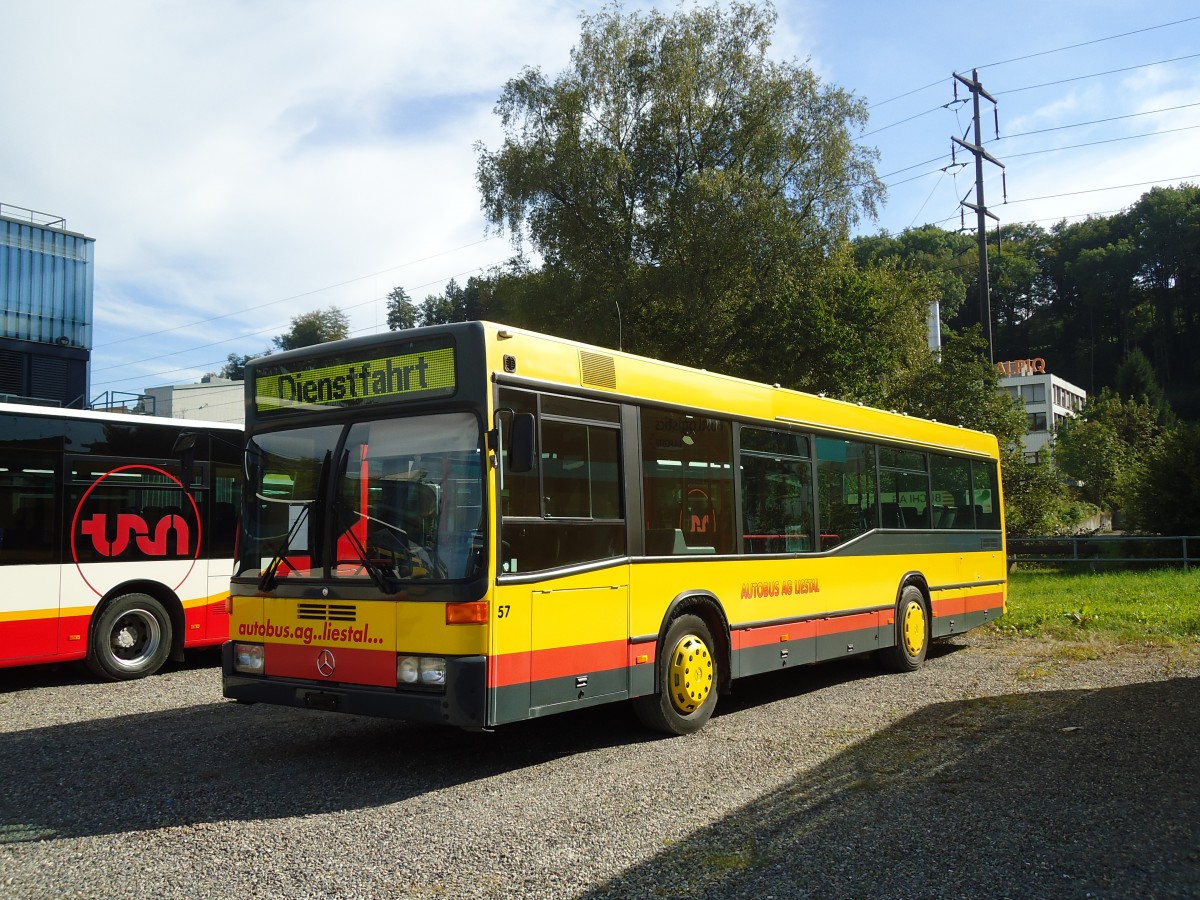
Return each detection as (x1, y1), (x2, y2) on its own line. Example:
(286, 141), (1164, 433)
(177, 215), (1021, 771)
(579, 351), (616, 389)
(297, 603), (357, 622)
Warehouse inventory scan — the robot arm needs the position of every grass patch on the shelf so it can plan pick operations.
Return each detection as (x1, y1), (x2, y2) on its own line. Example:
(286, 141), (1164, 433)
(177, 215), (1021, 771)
(703, 848), (755, 872)
(1000, 567), (1200, 643)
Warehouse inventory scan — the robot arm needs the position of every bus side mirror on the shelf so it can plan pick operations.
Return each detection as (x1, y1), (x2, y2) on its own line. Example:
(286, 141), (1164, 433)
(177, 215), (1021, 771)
(173, 432), (198, 489)
(509, 413), (536, 473)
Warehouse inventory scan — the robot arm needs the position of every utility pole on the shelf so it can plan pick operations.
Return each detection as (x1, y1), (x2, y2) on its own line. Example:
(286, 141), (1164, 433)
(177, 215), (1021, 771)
(952, 69), (1004, 363)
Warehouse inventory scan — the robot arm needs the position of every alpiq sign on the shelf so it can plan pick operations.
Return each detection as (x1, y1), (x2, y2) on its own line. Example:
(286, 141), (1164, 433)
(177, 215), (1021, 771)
(995, 358), (1046, 376)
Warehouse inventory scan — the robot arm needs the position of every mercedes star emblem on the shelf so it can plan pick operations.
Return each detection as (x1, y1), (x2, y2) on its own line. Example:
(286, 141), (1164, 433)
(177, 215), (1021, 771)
(316, 648), (336, 678)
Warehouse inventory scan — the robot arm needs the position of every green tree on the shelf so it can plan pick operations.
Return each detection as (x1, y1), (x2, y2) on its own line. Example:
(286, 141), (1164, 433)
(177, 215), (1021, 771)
(386, 287), (417, 331)
(773, 250), (932, 402)
(418, 277), (494, 326)
(884, 327), (1025, 445)
(1124, 422), (1200, 534)
(1024, 185), (1200, 414)
(216, 351), (262, 381)
(1127, 184), (1200, 418)
(475, 1), (882, 364)
(1114, 347), (1160, 405)
(1000, 454), (1086, 537)
(853, 225), (975, 326)
(419, 292), (456, 326)
(1054, 389), (1162, 516)
(272, 306), (350, 351)
(1113, 347), (1173, 425)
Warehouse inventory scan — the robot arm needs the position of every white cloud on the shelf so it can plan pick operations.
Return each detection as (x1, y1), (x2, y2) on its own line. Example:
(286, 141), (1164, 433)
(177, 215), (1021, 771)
(3, 0), (607, 394)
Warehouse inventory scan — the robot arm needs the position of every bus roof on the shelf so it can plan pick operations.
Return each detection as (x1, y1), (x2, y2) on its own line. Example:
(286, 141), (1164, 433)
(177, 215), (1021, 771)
(242, 320), (1000, 459)
(478, 322), (1000, 459)
(0, 401), (242, 432)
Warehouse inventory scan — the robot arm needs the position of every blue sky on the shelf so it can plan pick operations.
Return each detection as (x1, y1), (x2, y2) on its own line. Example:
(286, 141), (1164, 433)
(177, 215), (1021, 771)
(3, 1), (1198, 404)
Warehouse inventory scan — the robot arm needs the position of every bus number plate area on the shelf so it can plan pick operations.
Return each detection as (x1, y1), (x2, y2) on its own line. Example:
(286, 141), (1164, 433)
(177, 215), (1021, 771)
(301, 690), (342, 711)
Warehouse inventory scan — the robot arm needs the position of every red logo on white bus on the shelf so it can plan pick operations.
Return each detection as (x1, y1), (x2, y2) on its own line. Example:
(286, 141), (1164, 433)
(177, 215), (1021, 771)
(79, 512), (190, 556)
(70, 464), (203, 597)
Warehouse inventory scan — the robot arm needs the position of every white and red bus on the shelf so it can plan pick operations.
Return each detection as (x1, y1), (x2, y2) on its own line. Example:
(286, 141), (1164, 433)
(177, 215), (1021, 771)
(0, 402), (241, 679)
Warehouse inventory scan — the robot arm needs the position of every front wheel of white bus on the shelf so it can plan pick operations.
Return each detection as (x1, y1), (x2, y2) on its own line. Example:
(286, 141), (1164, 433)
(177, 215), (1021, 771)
(633, 613), (718, 735)
(86, 593), (173, 681)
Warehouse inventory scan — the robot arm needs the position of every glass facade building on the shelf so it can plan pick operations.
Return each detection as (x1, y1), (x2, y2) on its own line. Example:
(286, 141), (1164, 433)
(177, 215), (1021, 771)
(0, 205), (94, 407)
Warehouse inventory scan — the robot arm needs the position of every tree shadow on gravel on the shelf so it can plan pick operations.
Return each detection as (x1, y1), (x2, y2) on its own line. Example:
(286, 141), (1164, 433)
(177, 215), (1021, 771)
(581, 675), (1200, 900)
(0, 640), (967, 846)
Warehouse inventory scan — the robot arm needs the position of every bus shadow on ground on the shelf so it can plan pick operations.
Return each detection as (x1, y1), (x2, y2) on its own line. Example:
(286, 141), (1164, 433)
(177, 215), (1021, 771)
(580, 675), (1200, 899)
(0, 646), (224, 694)
(0, 643), (975, 846)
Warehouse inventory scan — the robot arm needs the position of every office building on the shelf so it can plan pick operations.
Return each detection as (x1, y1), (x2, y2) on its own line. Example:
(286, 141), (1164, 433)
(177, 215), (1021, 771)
(996, 358), (1086, 463)
(0, 204), (94, 407)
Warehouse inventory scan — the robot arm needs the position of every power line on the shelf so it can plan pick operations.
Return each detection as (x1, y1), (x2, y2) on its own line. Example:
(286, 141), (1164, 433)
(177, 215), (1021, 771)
(1003, 174), (1200, 205)
(997, 52), (1200, 96)
(860, 104), (945, 138)
(867, 78), (945, 111)
(919, 173), (1200, 229)
(91, 257), (511, 379)
(974, 14), (1200, 70)
(879, 102), (1200, 187)
(867, 14), (1200, 113)
(1000, 123), (1200, 160)
(94, 236), (503, 349)
(992, 101), (1200, 140)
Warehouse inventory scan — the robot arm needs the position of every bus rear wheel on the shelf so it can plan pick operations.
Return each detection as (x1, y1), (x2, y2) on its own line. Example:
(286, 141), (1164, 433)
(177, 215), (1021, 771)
(876, 585), (929, 673)
(633, 613), (718, 735)
(86, 593), (173, 681)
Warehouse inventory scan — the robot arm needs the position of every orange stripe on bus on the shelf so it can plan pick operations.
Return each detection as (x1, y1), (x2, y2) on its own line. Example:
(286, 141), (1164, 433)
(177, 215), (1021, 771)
(489, 638), (640, 688)
(965, 591), (1004, 613)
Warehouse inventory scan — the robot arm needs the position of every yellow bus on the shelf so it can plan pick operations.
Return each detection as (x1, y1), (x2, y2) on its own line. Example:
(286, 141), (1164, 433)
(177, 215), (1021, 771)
(224, 322), (1005, 733)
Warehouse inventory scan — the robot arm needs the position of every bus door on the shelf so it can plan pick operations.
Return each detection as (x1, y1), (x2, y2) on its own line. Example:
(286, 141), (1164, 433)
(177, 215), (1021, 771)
(204, 463), (241, 640)
(494, 389), (630, 716)
(529, 572), (630, 712)
(0, 450), (62, 662)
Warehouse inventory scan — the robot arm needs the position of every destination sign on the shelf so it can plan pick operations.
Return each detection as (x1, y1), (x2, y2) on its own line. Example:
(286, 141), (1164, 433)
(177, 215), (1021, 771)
(254, 345), (456, 413)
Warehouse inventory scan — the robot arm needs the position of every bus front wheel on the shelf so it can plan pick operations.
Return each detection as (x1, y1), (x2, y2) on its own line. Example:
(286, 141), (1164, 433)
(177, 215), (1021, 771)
(633, 613), (718, 735)
(876, 585), (929, 673)
(86, 593), (173, 681)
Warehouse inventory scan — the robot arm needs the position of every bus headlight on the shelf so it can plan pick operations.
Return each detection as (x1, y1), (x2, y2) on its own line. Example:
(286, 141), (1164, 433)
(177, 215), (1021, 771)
(397, 655), (447, 688)
(397, 655), (421, 684)
(420, 657), (446, 686)
(234, 643), (265, 674)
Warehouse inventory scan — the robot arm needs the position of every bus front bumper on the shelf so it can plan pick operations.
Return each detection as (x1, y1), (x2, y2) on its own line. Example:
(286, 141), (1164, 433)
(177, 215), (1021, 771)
(221, 643), (489, 728)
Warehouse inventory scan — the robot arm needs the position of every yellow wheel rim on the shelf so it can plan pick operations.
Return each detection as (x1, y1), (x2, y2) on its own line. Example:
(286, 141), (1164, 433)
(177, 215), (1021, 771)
(901, 600), (927, 658)
(668, 632), (714, 714)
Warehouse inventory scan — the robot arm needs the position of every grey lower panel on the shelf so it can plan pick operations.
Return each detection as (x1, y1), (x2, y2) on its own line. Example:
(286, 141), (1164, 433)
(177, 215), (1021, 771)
(734, 625), (886, 680)
(220, 645), (488, 728)
(492, 667), (631, 725)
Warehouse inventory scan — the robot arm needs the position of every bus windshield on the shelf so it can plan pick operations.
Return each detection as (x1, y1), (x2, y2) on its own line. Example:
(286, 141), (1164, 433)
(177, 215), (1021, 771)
(241, 412), (484, 584)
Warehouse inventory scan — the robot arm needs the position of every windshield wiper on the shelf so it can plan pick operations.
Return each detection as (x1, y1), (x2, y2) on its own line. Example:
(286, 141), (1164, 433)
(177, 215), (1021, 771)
(257, 499), (313, 592)
(257, 450), (332, 591)
(334, 498), (402, 593)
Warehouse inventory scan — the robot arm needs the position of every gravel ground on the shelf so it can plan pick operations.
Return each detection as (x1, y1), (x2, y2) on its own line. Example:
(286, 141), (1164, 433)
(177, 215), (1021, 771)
(1, 632), (1198, 899)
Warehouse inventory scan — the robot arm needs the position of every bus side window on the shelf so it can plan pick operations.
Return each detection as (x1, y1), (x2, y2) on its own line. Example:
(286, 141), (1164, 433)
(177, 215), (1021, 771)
(498, 389), (625, 572)
(973, 459), (1001, 529)
(931, 455), (972, 530)
(0, 451), (58, 563)
(641, 409), (734, 555)
(739, 428), (813, 555)
(816, 438), (876, 548)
